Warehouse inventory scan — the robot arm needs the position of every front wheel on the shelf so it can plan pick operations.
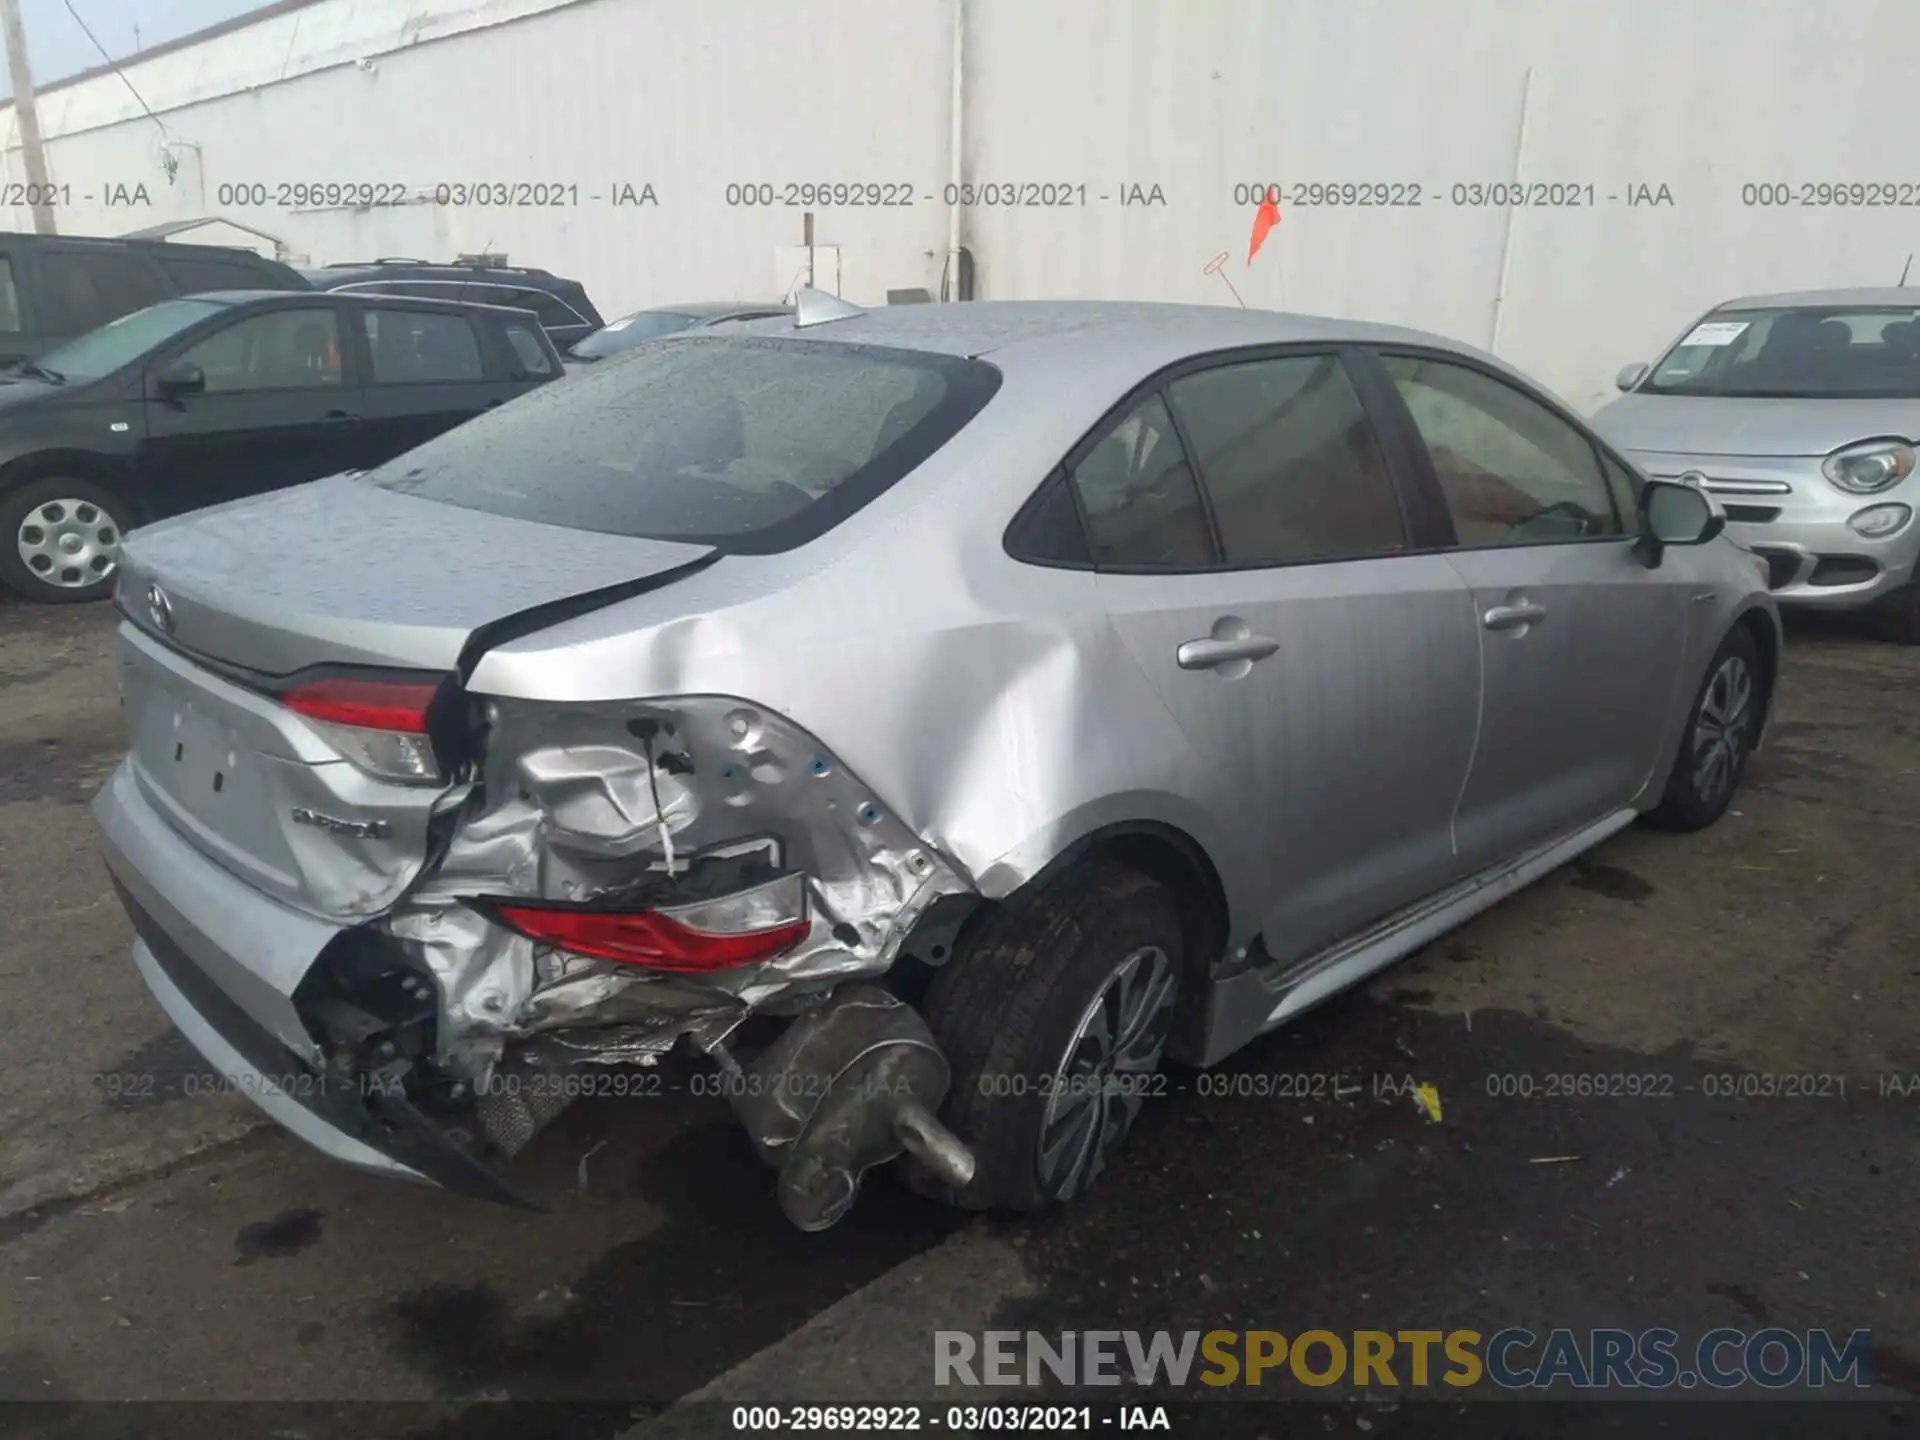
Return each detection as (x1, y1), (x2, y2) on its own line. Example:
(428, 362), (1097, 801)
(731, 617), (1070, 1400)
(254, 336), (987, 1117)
(0, 477), (130, 604)
(1644, 625), (1762, 832)
(910, 863), (1183, 1212)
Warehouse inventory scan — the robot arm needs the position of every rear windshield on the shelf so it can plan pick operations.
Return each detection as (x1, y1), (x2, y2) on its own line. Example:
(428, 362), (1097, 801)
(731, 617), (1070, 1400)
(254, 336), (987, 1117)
(569, 311), (701, 359)
(361, 335), (1002, 551)
(1646, 306), (1920, 398)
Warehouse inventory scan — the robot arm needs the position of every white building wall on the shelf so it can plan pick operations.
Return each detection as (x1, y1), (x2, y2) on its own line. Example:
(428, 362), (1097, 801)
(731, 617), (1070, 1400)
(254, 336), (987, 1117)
(2, 0), (1917, 411)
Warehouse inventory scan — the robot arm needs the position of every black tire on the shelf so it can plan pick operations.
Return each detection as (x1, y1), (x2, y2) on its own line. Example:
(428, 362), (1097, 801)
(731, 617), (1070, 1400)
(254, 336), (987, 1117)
(1878, 583), (1920, 646)
(0, 476), (130, 604)
(909, 862), (1183, 1213)
(1644, 625), (1763, 832)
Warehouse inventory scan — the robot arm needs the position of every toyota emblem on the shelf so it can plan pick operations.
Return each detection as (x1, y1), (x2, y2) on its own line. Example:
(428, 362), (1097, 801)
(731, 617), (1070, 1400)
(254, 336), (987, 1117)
(144, 580), (175, 634)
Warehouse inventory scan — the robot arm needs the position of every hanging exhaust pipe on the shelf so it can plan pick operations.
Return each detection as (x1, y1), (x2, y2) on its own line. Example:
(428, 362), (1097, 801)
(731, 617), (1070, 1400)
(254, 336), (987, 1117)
(723, 986), (975, 1231)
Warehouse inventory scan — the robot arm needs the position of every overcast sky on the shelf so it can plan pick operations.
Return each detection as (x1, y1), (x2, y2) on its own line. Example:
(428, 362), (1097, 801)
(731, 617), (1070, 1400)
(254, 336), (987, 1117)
(2, 0), (262, 96)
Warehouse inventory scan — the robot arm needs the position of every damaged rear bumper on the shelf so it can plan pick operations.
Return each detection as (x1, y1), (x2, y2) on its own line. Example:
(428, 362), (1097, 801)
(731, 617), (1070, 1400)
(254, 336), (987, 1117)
(98, 765), (535, 1203)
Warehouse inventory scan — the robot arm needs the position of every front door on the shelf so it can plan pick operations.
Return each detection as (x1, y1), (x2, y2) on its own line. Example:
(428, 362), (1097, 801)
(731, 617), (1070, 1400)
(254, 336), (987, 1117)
(1069, 350), (1483, 966)
(138, 302), (362, 517)
(1368, 350), (1694, 870)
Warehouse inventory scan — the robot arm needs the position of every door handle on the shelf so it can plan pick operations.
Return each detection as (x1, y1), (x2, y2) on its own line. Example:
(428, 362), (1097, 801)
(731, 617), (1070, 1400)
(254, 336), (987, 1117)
(1483, 601), (1547, 631)
(1176, 635), (1280, 670)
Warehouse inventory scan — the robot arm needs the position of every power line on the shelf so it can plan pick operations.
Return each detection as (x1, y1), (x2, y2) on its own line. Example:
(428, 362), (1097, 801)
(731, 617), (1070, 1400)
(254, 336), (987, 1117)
(58, 0), (166, 135)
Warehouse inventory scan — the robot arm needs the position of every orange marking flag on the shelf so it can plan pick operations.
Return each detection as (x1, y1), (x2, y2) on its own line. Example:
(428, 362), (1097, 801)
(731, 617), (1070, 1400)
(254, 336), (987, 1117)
(1247, 187), (1281, 266)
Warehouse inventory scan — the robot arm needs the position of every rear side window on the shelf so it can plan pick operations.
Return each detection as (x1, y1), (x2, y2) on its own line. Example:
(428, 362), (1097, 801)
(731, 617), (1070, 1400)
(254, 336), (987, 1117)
(500, 319), (555, 377)
(362, 335), (1002, 552)
(468, 283), (584, 329)
(157, 254), (272, 296)
(362, 309), (484, 383)
(38, 250), (164, 334)
(1068, 394), (1216, 568)
(1165, 355), (1404, 565)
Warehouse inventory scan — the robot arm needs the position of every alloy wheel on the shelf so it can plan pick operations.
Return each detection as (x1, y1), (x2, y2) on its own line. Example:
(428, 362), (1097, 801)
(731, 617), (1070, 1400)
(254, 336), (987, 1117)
(1036, 944), (1177, 1201)
(1692, 653), (1753, 807)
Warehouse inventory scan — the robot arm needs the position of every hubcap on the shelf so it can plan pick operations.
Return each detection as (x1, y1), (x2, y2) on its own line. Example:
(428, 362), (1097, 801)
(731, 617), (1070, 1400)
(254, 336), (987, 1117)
(16, 497), (120, 590)
(1692, 654), (1753, 806)
(1037, 944), (1177, 1202)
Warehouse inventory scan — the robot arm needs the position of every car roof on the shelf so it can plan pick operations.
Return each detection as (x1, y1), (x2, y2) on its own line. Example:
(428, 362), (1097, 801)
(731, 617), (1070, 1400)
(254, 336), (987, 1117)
(314, 262), (572, 284)
(714, 299), (1496, 364)
(1716, 287), (1920, 311)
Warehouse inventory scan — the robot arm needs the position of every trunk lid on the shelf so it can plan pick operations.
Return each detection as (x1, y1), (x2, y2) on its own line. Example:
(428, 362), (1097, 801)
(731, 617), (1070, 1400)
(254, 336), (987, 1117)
(117, 474), (718, 677)
(112, 475), (718, 920)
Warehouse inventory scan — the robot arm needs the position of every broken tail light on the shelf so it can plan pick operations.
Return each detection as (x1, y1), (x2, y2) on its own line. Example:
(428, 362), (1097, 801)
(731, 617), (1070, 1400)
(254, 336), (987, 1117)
(489, 873), (811, 973)
(280, 674), (447, 785)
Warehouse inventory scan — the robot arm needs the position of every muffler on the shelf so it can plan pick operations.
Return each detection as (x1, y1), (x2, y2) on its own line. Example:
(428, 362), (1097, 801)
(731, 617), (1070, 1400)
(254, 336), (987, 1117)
(724, 986), (976, 1231)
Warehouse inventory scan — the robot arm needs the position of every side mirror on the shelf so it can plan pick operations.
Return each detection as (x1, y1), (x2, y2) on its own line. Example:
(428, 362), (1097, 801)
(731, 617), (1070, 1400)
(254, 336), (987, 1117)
(1636, 479), (1725, 567)
(152, 359), (205, 399)
(1615, 361), (1651, 392)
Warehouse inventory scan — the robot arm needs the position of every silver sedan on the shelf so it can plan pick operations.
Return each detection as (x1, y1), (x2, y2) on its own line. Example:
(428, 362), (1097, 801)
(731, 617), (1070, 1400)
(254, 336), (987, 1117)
(1596, 287), (1920, 642)
(93, 294), (1777, 1230)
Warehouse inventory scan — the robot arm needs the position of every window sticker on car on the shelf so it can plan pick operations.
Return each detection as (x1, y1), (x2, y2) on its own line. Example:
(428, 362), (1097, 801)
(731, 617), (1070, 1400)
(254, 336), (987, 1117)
(1680, 321), (1751, 347)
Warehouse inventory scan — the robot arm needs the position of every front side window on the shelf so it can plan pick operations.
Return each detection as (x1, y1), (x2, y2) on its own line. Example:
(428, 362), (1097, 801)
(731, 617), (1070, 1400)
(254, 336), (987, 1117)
(1068, 394), (1216, 568)
(1382, 354), (1619, 546)
(176, 307), (343, 392)
(1165, 355), (1404, 565)
(362, 335), (1000, 550)
(362, 309), (484, 383)
(1645, 306), (1920, 399)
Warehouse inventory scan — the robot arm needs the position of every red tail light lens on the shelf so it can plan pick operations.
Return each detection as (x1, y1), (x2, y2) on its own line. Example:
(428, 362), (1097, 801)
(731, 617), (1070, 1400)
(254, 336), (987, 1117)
(491, 874), (812, 973)
(278, 674), (447, 785)
(281, 677), (438, 733)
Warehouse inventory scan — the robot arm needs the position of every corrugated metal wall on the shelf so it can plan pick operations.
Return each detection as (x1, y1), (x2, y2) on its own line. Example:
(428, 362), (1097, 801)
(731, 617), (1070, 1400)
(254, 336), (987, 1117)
(3, 0), (1918, 410)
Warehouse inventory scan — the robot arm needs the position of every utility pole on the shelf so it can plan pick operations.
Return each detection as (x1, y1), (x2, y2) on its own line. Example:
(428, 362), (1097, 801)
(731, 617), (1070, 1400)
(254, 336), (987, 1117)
(0, 0), (56, 234)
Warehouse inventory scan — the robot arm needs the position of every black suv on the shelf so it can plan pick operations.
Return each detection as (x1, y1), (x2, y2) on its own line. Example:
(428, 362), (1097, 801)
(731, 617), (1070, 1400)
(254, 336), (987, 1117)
(304, 258), (604, 352)
(0, 289), (562, 603)
(0, 232), (307, 366)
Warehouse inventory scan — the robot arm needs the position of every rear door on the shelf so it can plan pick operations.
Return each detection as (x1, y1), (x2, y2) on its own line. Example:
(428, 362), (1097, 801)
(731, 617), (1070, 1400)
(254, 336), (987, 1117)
(137, 300), (363, 516)
(348, 303), (498, 466)
(1365, 349), (1694, 869)
(1071, 348), (1482, 966)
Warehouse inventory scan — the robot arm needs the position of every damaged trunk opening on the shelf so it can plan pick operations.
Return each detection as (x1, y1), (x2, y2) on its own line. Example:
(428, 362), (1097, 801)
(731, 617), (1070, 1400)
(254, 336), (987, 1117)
(291, 690), (983, 1229)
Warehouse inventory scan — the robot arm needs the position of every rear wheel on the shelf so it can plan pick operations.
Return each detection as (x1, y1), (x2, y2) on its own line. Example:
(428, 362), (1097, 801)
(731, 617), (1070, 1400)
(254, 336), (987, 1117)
(1644, 625), (1762, 832)
(910, 862), (1183, 1212)
(0, 477), (129, 604)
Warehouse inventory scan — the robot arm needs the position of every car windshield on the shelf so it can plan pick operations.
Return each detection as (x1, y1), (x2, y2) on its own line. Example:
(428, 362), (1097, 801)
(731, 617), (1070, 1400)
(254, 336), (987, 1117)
(35, 298), (228, 380)
(569, 310), (704, 359)
(362, 335), (1001, 550)
(1644, 305), (1920, 398)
